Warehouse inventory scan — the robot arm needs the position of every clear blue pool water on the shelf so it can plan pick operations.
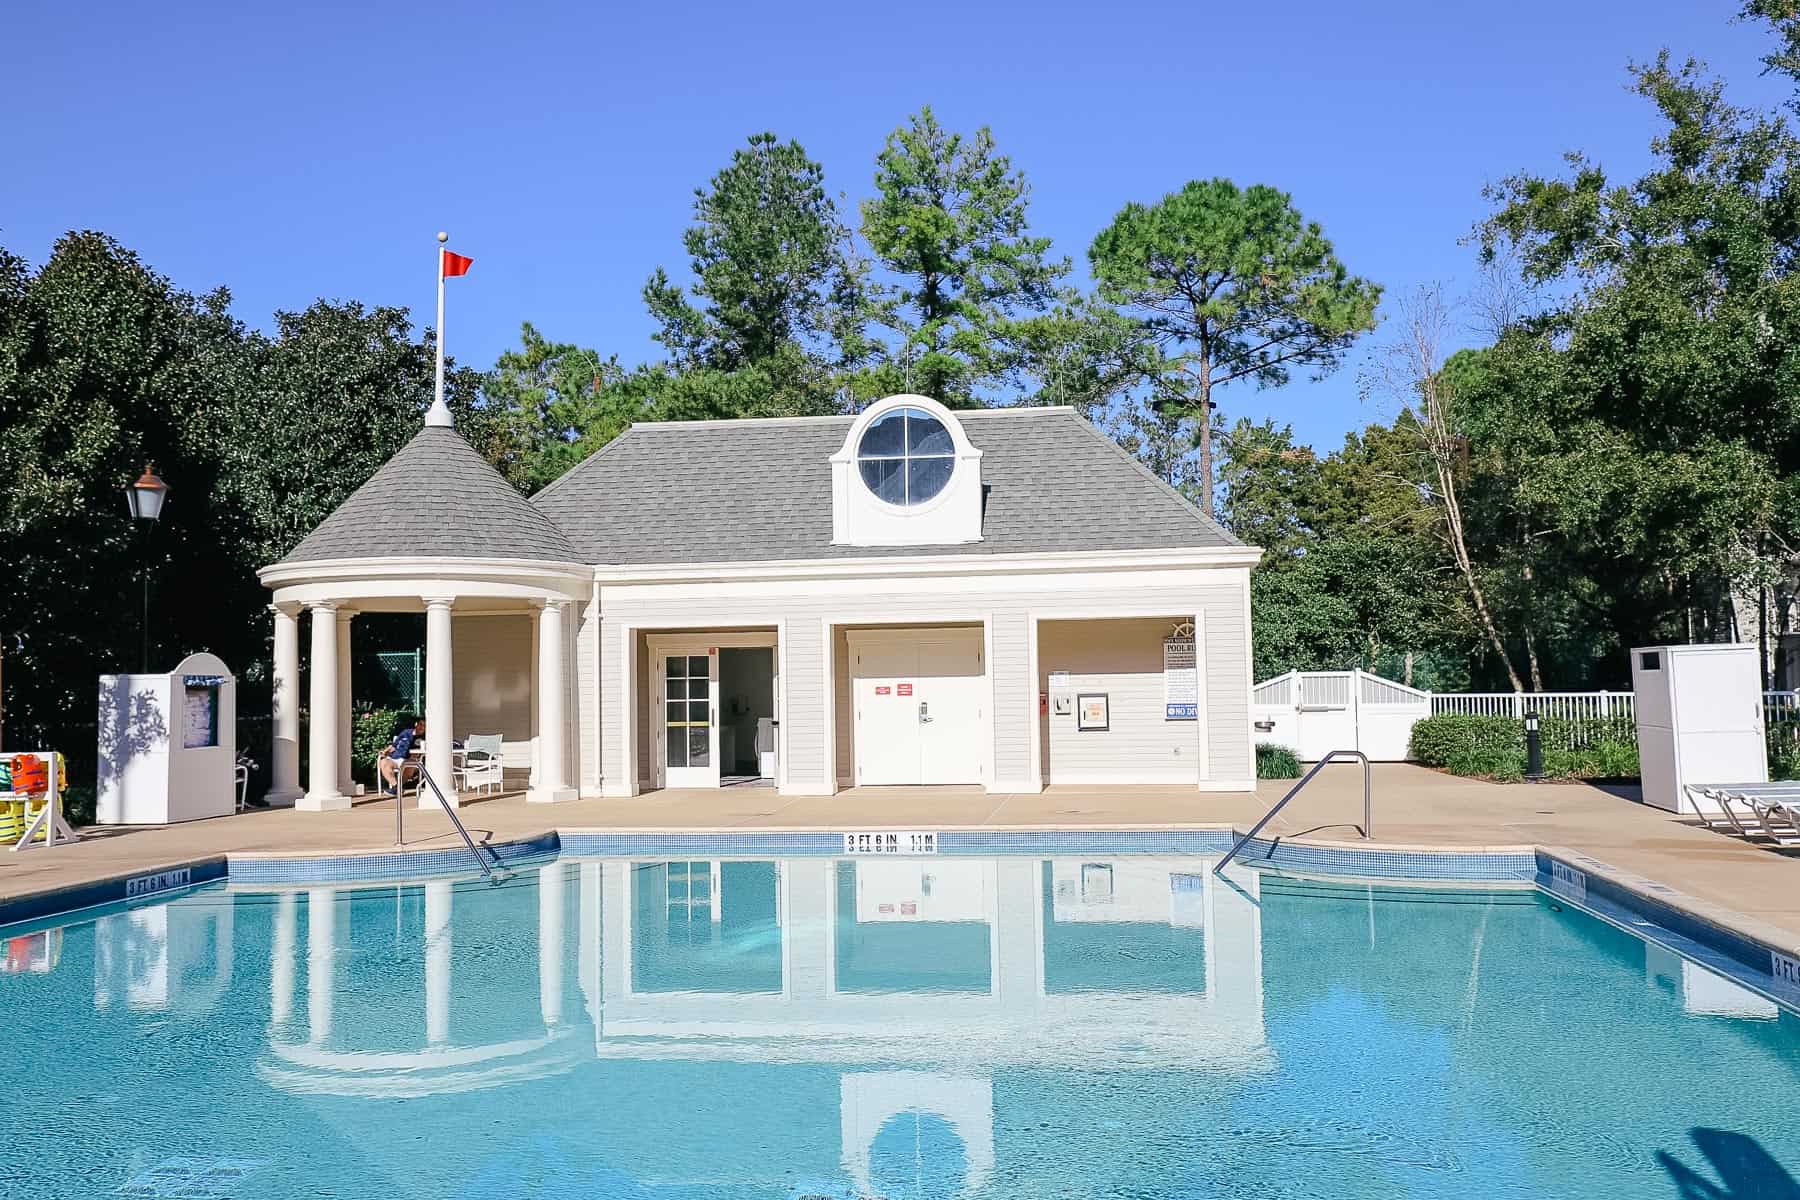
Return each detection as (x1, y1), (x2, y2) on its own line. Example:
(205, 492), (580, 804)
(3, 856), (1797, 1199)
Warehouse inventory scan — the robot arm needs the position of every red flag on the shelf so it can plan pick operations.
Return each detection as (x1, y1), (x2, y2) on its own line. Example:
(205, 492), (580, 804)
(441, 250), (473, 278)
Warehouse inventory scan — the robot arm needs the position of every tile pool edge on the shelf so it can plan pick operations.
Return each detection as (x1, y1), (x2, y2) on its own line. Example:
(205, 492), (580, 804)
(0, 855), (228, 929)
(5, 832), (1798, 1012)
(1536, 847), (1800, 1006)
(226, 831), (561, 884)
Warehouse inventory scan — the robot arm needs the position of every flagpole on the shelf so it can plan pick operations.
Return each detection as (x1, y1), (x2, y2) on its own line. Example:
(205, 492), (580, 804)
(426, 230), (453, 427)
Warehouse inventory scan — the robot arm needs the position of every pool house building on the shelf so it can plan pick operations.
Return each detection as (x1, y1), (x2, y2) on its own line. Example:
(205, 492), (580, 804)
(257, 394), (1261, 809)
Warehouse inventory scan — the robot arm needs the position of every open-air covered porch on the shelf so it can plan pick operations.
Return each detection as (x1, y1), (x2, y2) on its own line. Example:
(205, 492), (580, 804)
(256, 419), (592, 811)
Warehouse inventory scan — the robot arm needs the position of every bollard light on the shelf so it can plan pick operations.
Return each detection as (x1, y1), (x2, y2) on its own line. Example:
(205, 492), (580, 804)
(1524, 709), (1544, 781)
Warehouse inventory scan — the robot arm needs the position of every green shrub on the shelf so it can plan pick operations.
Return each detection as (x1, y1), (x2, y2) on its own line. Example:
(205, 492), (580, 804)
(1412, 712), (1639, 780)
(1409, 714), (1522, 768)
(352, 706), (413, 785)
(1445, 745), (1526, 781)
(1256, 742), (1302, 779)
(1769, 725), (1800, 781)
(1588, 740), (1640, 779)
(1538, 714), (1635, 752)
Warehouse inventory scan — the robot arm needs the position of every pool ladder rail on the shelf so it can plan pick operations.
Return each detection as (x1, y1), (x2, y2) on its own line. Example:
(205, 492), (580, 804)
(1214, 749), (1372, 877)
(396, 767), (508, 883)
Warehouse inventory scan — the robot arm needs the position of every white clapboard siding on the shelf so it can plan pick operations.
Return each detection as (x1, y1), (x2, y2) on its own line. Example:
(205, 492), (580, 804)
(590, 565), (1254, 794)
(1037, 617), (1202, 784)
(577, 601), (600, 791)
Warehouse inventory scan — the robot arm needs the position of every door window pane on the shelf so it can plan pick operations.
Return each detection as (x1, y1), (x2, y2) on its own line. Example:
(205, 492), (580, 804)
(667, 727), (688, 767)
(666, 702), (685, 724)
(665, 656), (685, 678)
(689, 700), (710, 723)
(688, 676), (709, 698)
(666, 677), (686, 700)
(688, 655), (710, 677)
(688, 728), (710, 766)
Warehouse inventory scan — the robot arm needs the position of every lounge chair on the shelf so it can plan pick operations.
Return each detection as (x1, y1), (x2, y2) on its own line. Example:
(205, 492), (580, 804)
(457, 734), (505, 795)
(1688, 783), (1800, 847)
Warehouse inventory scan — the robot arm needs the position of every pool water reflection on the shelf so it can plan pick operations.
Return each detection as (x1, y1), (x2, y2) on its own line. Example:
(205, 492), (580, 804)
(2, 857), (1797, 1199)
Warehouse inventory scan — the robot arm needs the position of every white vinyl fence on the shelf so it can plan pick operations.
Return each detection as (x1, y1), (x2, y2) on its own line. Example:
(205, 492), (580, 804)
(1429, 691), (1634, 722)
(1254, 680), (1800, 762)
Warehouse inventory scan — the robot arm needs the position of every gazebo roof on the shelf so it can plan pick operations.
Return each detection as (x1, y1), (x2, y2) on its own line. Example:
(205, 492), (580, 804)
(278, 426), (580, 566)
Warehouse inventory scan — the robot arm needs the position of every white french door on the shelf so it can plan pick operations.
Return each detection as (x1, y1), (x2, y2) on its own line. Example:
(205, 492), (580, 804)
(658, 646), (719, 789)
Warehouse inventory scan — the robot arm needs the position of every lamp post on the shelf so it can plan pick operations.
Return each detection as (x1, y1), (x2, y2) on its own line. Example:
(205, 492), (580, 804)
(1524, 709), (1543, 782)
(125, 464), (169, 672)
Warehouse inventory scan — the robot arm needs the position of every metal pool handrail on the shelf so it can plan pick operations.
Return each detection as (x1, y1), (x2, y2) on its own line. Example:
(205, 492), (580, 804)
(397, 767), (500, 881)
(1215, 749), (1372, 877)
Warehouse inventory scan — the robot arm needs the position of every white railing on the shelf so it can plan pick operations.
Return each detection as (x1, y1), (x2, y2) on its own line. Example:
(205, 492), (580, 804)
(1429, 691), (1633, 722)
(1429, 689), (1799, 725)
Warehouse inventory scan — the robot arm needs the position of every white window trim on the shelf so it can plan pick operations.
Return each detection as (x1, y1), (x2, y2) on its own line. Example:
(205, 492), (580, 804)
(829, 394), (983, 547)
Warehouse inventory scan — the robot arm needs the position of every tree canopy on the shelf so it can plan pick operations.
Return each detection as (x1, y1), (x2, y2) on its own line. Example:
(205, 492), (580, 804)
(1089, 179), (1381, 502)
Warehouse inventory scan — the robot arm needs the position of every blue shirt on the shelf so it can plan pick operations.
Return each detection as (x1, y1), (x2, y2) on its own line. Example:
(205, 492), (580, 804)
(387, 728), (419, 761)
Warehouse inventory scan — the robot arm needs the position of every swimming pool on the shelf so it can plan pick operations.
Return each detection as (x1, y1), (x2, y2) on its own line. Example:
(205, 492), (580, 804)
(3, 856), (1796, 1198)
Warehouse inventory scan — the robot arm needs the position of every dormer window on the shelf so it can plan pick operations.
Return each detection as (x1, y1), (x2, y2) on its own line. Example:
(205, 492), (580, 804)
(830, 394), (984, 546)
(857, 406), (956, 506)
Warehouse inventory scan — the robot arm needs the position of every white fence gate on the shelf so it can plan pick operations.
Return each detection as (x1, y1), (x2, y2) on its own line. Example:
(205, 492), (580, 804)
(1251, 670), (1431, 762)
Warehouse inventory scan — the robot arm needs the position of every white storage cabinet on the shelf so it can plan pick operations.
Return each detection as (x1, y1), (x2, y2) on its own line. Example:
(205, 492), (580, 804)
(1631, 643), (1766, 814)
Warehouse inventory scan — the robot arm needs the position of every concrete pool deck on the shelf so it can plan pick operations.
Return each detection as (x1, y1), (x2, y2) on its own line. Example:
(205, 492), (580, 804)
(4, 764), (1798, 946)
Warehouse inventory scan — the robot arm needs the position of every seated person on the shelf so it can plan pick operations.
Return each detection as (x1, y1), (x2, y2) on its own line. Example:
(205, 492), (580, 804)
(378, 717), (426, 795)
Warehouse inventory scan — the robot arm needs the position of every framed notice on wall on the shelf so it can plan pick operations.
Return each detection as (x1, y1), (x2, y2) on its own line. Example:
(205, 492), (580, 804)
(182, 679), (220, 749)
(1076, 692), (1110, 732)
(1164, 636), (1198, 721)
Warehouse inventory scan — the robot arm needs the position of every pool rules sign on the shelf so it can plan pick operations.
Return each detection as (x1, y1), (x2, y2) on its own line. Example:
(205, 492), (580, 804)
(1164, 627), (1198, 721)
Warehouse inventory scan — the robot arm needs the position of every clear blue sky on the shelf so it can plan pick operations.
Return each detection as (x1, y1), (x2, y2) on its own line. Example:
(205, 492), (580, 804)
(4, 0), (1786, 449)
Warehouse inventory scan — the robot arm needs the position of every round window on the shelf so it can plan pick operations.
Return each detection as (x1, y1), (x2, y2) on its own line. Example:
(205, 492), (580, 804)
(856, 407), (955, 506)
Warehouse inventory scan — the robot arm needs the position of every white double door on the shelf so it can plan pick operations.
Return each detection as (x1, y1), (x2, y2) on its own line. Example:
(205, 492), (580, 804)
(850, 628), (987, 786)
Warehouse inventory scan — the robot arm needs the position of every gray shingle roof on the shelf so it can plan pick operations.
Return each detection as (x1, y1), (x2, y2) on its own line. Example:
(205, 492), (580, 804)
(530, 406), (1239, 565)
(279, 426), (581, 565)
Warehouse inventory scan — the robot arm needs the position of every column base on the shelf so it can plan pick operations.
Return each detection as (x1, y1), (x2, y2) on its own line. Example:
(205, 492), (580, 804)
(263, 787), (303, 809)
(528, 785), (579, 804)
(296, 791), (351, 812)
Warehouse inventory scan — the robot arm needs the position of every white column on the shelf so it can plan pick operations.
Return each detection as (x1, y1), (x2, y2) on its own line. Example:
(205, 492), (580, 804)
(422, 595), (456, 809)
(306, 887), (336, 1045)
(268, 603), (303, 806)
(336, 609), (356, 797)
(528, 606), (542, 790)
(425, 879), (452, 1044)
(531, 598), (576, 803)
(302, 602), (349, 811)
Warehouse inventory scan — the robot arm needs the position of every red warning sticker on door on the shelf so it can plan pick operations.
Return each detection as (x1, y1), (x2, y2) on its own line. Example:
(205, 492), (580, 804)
(875, 686), (892, 695)
(897, 683), (913, 696)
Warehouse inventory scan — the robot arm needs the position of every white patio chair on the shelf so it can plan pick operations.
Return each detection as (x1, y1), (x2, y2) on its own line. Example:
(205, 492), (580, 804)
(457, 734), (505, 795)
